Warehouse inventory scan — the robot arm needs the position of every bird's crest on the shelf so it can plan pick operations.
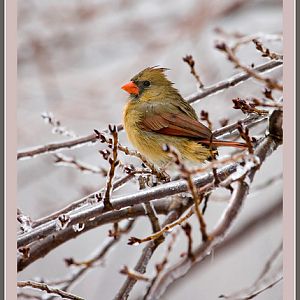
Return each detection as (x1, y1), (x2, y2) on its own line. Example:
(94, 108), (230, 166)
(131, 66), (173, 86)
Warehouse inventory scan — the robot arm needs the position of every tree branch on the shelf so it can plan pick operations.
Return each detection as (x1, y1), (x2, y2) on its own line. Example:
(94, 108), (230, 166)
(17, 162), (238, 250)
(114, 208), (187, 300)
(17, 198), (191, 271)
(24, 113), (263, 234)
(146, 180), (249, 299)
(145, 110), (282, 299)
(17, 60), (282, 160)
(18, 108), (282, 272)
(156, 197), (282, 300)
(17, 280), (84, 300)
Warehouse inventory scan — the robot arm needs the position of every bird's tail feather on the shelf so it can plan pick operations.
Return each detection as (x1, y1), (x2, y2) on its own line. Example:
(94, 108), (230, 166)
(201, 139), (248, 149)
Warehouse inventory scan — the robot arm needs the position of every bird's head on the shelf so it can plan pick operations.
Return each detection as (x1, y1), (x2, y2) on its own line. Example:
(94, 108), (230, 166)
(121, 66), (178, 102)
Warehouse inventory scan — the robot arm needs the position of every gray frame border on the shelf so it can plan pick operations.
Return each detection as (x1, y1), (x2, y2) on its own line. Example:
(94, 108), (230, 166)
(1, 0), (4, 297)
(296, 0), (299, 298)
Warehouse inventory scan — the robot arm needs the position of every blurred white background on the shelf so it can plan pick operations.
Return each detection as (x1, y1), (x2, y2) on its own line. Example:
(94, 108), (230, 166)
(17, 1), (283, 299)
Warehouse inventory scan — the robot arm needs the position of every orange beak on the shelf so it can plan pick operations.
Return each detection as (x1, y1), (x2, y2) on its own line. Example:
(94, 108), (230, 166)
(121, 81), (139, 95)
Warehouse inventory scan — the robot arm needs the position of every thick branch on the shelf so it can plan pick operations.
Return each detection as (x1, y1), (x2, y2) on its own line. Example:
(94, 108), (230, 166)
(17, 163), (237, 249)
(31, 169), (149, 228)
(17, 199), (192, 271)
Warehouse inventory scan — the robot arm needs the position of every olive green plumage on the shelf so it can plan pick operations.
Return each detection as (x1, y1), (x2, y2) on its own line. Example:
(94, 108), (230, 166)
(122, 66), (245, 167)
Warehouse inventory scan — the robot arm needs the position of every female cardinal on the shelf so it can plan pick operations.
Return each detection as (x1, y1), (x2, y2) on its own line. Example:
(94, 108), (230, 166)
(121, 66), (246, 166)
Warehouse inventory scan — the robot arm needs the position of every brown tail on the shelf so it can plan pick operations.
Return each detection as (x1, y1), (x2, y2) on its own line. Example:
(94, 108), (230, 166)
(201, 139), (248, 149)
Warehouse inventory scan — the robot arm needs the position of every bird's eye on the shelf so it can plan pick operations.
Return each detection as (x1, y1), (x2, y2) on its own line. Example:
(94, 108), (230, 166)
(143, 80), (151, 87)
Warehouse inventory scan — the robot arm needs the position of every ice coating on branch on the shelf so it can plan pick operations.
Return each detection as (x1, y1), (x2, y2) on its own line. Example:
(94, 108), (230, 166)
(18, 216), (33, 233)
(41, 111), (76, 137)
(72, 223), (85, 232)
(55, 214), (71, 230)
(17, 209), (33, 233)
(221, 155), (260, 186)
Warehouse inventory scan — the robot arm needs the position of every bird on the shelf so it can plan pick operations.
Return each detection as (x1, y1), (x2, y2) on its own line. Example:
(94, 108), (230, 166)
(121, 66), (247, 167)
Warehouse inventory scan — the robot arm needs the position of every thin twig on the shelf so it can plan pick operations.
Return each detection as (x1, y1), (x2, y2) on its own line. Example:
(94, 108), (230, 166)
(185, 60), (282, 104)
(252, 39), (283, 60)
(183, 54), (204, 88)
(17, 281), (84, 300)
(200, 110), (213, 130)
(102, 125), (119, 210)
(241, 277), (282, 299)
(181, 223), (195, 261)
(219, 241), (283, 299)
(144, 202), (161, 236)
(128, 183), (212, 246)
(237, 122), (254, 154)
(256, 243), (282, 283)
(139, 175), (163, 244)
(17, 132), (99, 160)
(54, 153), (107, 175)
(232, 98), (269, 116)
(120, 266), (151, 282)
(41, 112), (76, 138)
(165, 145), (209, 241)
(95, 129), (168, 182)
(212, 114), (267, 140)
(214, 29), (282, 54)
(250, 97), (283, 109)
(215, 42), (282, 91)
(128, 206), (194, 246)
(219, 276), (283, 300)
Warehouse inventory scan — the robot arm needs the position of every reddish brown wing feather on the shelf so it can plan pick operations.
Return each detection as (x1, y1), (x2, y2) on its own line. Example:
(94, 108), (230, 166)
(141, 112), (212, 140)
(141, 111), (248, 149)
(200, 139), (247, 149)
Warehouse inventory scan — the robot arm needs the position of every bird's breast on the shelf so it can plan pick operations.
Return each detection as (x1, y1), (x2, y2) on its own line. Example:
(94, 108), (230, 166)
(123, 102), (143, 143)
(123, 102), (168, 165)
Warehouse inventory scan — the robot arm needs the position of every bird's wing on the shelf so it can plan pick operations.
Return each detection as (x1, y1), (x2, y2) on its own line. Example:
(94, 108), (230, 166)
(140, 103), (212, 140)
